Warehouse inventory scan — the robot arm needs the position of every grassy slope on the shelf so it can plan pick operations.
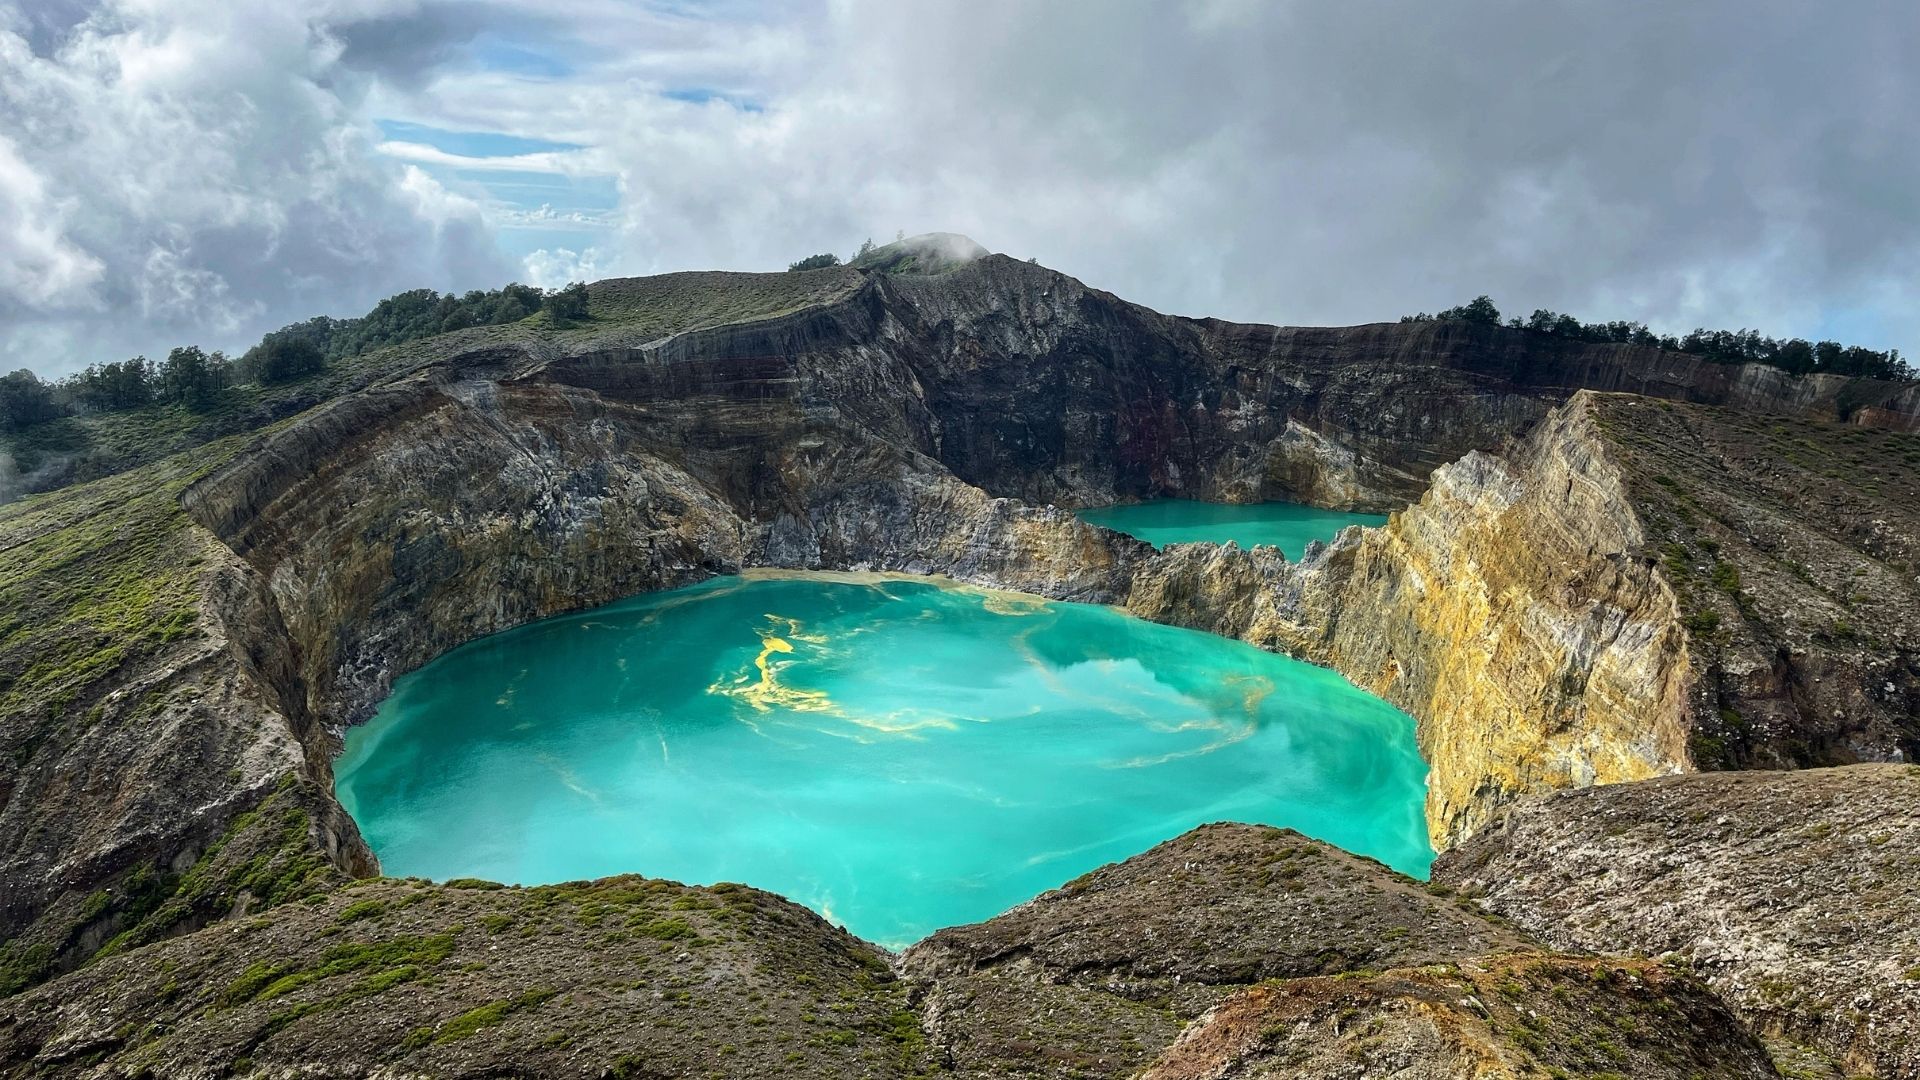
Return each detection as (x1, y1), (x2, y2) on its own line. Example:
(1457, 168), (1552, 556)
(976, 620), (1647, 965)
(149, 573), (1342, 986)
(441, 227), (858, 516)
(1, 268), (865, 497)
(0, 874), (929, 1078)
(0, 442), (232, 740)
(0, 435), (251, 993)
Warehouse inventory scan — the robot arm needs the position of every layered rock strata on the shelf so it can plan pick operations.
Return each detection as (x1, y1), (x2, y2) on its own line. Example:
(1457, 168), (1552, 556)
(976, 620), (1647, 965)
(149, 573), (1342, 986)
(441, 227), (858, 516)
(1124, 391), (1698, 844)
(1122, 389), (1918, 843)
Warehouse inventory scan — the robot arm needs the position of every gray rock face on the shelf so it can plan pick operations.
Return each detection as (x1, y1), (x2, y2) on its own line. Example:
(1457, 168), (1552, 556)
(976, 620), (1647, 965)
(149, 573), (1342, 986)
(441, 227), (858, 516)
(0, 826), (1784, 1079)
(1139, 954), (1782, 1080)
(1436, 764), (1920, 1078)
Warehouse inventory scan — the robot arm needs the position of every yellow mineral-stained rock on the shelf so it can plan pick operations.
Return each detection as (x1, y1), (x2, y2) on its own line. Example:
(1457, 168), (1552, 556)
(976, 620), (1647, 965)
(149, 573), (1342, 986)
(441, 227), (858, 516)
(1300, 392), (1695, 844)
(1126, 392), (1696, 845)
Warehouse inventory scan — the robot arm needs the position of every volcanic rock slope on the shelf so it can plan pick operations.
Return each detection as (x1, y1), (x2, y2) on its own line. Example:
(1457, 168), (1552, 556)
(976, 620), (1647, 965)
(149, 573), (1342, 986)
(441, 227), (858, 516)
(1, 240), (1917, 1076)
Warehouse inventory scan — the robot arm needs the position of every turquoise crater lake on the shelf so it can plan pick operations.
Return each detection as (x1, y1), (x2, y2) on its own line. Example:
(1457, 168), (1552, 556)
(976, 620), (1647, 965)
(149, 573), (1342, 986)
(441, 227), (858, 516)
(1077, 499), (1388, 557)
(335, 572), (1432, 947)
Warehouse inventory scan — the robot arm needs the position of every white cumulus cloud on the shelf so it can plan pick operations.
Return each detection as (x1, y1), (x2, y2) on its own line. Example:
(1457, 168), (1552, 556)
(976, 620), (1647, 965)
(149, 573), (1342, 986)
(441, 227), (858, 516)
(0, 0), (512, 375)
(6, 0), (1920, 376)
(0, 132), (105, 308)
(522, 246), (601, 289)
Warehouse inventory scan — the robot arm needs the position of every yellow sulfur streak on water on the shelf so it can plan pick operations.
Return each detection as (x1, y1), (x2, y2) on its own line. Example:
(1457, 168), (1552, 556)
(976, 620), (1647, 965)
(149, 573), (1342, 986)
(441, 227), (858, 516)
(709, 616), (836, 714)
(708, 613), (960, 739)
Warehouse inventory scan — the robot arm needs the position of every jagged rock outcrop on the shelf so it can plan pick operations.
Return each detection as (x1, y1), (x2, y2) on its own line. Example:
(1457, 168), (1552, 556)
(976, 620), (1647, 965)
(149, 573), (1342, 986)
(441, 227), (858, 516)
(1435, 763), (1920, 1079)
(1124, 390), (1919, 845)
(1124, 392), (1694, 844)
(1296, 395), (1694, 847)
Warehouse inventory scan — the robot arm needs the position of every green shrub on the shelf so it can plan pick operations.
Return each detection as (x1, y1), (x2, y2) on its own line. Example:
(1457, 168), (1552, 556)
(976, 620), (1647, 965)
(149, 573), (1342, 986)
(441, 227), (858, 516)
(1683, 610), (1721, 636)
(336, 899), (386, 925)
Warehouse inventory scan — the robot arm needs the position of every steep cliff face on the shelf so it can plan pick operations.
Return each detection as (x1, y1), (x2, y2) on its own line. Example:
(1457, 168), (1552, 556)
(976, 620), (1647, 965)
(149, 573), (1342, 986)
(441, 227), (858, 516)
(1592, 395), (1920, 768)
(1287, 394), (1698, 844)
(558, 254), (1920, 530)
(1124, 392), (1695, 845)
(180, 355), (1141, 729)
(1121, 388), (1920, 845)
(0, 444), (371, 997)
(885, 262), (1569, 511)
(184, 374), (757, 726)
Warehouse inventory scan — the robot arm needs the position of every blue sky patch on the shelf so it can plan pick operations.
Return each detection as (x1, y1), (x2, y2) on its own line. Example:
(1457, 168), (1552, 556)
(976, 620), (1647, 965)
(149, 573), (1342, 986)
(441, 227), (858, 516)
(663, 87), (764, 112)
(1812, 307), (1897, 352)
(376, 119), (583, 159)
(376, 122), (620, 264)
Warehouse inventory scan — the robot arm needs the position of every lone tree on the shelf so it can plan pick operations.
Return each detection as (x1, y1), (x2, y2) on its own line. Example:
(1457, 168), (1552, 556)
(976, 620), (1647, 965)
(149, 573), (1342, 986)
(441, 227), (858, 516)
(787, 253), (841, 272)
(543, 282), (591, 323)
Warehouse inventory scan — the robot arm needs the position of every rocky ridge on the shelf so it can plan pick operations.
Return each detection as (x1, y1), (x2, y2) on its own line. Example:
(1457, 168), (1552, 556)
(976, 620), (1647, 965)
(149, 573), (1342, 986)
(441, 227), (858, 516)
(1, 824), (1786, 1079)
(1123, 392), (1700, 844)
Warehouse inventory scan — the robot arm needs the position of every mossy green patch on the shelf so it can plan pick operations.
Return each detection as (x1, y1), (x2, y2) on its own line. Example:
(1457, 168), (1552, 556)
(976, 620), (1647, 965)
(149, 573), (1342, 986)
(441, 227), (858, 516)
(336, 900), (386, 925)
(407, 987), (559, 1047)
(220, 931), (458, 1009)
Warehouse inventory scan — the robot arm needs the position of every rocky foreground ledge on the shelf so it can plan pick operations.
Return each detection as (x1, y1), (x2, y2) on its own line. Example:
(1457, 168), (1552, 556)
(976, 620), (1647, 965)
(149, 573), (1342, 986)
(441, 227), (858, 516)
(1438, 763), (1920, 1079)
(2, 822), (1795, 1079)
(8, 771), (1907, 1077)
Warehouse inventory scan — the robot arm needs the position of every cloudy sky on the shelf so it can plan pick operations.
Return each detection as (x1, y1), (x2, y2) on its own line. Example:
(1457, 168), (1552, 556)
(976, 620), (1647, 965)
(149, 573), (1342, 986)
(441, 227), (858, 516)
(3, 0), (1917, 377)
